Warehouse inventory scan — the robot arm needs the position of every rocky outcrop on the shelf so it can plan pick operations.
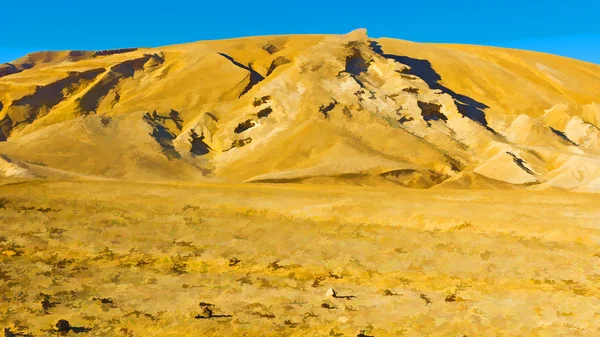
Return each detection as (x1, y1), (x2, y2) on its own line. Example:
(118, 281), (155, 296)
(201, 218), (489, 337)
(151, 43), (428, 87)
(0, 29), (599, 190)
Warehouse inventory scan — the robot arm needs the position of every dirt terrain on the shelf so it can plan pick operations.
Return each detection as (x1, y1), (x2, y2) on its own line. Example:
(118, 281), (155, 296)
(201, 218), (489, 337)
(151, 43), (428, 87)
(2, 181), (600, 336)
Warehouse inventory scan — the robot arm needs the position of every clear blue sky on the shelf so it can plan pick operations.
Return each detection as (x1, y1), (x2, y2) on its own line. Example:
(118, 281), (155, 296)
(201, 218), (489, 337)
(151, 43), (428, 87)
(1, 0), (599, 64)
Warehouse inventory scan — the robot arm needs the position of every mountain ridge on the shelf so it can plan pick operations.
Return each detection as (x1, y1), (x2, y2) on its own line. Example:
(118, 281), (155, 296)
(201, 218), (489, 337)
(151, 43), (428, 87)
(1, 29), (600, 191)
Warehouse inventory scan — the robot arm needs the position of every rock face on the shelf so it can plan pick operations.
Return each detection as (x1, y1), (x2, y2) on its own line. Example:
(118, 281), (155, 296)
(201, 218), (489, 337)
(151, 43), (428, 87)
(1, 29), (600, 191)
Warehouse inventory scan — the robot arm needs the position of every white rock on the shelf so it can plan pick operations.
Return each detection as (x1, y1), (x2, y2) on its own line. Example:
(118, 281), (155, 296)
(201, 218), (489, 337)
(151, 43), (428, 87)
(325, 288), (337, 298)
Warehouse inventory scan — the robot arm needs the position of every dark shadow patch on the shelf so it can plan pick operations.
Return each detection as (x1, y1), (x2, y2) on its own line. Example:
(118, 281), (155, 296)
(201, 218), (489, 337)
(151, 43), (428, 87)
(262, 43), (280, 54)
(0, 63), (23, 78)
(257, 107), (273, 118)
(92, 48), (138, 57)
(344, 43), (372, 76)
(417, 101), (446, 125)
(447, 156), (465, 172)
(357, 330), (374, 337)
(0, 154), (13, 164)
(143, 112), (180, 159)
(0, 197), (9, 209)
(205, 112), (219, 122)
(398, 114), (414, 124)
(380, 169), (417, 178)
(100, 116), (112, 128)
(3, 327), (33, 337)
(370, 41), (495, 133)
(252, 312), (276, 319)
(69, 326), (92, 334)
(420, 293), (432, 306)
(234, 119), (256, 134)
(40, 293), (60, 313)
(0, 115), (8, 141)
(455, 101), (489, 129)
(78, 54), (163, 114)
(229, 257), (241, 267)
(145, 109), (183, 130)
(506, 152), (536, 176)
(328, 288), (356, 300)
(354, 89), (366, 101)
(342, 106), (353, 118)
(36, 207), (60, 213)
(54, 320), (91, 334)
(195, 314), (233, 319)
(226, 137), (252, 151)
(189, 130), (211, 156)
(445, 293), (457, 302)
(402, 87), (419, 94)
(253, 95), (271, 107)
(92, 297), (117, 310)
(68, 50), (87, 57)
(218, 53), (265, 98)
(195, 303), (233, 319)
(3, 68), (105, 138)
(549, 126), (578, 146)
(266, 56), (291, 76)
(249, 177), (305, 184)
(319, 100), (338, 119)
(381, 289), (400, 296)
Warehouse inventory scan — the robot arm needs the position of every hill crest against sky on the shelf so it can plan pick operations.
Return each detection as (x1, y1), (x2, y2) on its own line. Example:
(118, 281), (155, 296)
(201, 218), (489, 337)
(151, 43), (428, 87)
(1, 29), (600, 192)
(1, 0), (599, 64)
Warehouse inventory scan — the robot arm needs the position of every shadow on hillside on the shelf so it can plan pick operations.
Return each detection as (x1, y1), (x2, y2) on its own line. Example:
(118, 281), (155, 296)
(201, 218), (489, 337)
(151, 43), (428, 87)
(218, 53), (265, 98)
(369, 41), (496, 134)
(143, 111), (181, 160)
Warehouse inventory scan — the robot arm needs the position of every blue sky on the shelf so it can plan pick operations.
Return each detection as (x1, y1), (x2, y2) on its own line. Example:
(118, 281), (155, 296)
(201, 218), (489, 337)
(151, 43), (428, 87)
(1, 0), (599, 64)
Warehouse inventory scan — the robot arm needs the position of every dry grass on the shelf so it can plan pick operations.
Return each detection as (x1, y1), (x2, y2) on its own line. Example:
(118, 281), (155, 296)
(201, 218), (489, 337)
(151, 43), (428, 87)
(2, 180), (600, 336)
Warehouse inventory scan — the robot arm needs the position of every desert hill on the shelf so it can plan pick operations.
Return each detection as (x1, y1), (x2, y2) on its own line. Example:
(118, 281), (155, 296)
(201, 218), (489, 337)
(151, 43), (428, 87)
(1, 29), (600, 191)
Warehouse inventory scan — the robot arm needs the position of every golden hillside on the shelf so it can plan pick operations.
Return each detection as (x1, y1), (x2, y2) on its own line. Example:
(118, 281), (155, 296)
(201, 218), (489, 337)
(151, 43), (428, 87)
(1, 29), (600, 191)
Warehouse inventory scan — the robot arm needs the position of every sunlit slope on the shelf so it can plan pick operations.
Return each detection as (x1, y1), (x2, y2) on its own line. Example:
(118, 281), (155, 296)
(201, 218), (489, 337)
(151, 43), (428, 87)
(1, 29), (599, 191)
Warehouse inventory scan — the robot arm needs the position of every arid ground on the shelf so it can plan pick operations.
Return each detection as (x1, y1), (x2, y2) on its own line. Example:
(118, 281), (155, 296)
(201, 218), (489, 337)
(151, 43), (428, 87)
(2, 28), (600, 336)
(2, 180), (600, 336)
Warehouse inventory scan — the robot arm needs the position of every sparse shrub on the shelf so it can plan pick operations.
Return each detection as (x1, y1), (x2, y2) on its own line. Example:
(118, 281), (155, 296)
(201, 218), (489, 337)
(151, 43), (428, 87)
(100, 116), (112, 127)
(284, 320), (299, 328)
(229, 257), (241, 267)
(321, 302), (337, 310)
(47, 227), (66, 238)
(357, 329), (374, 337)
(445, 293), (457, 302)
(39, 293), (58, 313)
(171, 261), (187, 275)
(182, 204), (200, 211)
(237, 273), (253, 285)
(94, 247), (116, 261)
(381, 289), (398, 296)
(394, 247), (407, 254)
(267, 260), (286, 271)
(0, 197), (9, 209)
(420, 293), (432, 306)
(0, 241), (25, 257)
(450, 222), (474, 231)
(312, 276), (326, 288)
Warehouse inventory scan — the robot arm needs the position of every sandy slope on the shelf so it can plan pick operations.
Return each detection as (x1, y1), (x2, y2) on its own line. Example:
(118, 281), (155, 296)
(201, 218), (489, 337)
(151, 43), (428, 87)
(1, 29), (600, 191)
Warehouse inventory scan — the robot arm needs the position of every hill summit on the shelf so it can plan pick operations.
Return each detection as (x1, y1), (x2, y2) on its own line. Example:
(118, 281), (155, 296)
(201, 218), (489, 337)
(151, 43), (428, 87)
(1, 29), (600, 191)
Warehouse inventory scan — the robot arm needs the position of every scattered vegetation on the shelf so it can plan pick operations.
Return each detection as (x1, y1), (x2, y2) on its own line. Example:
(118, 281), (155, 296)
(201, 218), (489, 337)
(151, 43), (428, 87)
(0, 181), (599, 335)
